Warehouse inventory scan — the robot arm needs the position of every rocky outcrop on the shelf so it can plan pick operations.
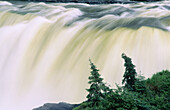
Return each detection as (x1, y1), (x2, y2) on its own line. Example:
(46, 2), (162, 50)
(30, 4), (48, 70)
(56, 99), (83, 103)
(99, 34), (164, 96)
(33, 102), (80, 110)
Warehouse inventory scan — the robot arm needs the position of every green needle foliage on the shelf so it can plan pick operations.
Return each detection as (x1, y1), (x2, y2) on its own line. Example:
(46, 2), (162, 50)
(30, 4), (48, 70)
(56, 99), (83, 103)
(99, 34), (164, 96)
(122, 53), (137, 91)
(74, 54), (170, 110)
(146, 70), (170, 109)
(86, 59), (112, 106)
(86, 59), (103, 103)
(74, 59), (112, 110)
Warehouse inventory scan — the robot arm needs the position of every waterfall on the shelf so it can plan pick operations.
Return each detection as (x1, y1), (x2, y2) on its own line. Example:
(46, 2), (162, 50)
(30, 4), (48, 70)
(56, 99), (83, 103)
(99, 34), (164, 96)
(0, 1), (170, 110)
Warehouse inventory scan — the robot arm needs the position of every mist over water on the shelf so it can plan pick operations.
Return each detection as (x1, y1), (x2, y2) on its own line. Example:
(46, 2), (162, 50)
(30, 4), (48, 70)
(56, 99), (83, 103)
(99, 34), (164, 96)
(0, 1), (170, 110)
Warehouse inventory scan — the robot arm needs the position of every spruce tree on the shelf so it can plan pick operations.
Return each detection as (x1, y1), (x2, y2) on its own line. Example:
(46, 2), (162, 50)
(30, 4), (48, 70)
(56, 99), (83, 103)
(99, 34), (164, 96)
(74, 59), (112, 109)
(86, 59), (103, 104)
(122, 53), (137, 91)
(86, 59), (113, 108)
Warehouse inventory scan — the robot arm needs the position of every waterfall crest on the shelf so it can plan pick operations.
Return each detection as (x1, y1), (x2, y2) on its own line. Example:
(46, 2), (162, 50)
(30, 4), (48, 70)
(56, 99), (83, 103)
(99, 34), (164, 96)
(0, 1), (170, 110)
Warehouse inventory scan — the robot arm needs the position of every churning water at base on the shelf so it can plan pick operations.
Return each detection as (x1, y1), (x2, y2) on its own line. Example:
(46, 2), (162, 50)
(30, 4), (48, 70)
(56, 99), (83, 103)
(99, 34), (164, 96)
(0, 1), (170, 110)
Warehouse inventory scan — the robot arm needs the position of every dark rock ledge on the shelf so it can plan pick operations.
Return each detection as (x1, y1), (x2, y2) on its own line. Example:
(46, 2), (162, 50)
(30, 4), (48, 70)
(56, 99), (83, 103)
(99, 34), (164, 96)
(33, 102), (80, 110)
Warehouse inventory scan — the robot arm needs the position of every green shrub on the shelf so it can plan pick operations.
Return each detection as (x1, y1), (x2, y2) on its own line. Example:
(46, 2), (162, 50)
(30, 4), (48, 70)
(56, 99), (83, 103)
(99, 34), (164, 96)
(74, 55), (170, 110)
(146, 70), (170, 109)
(146, 70), (170, 95)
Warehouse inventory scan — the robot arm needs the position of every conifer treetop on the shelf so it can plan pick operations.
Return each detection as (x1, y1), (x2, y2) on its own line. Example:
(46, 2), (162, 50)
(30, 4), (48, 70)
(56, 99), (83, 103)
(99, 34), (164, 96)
(121, 53), (137, 91)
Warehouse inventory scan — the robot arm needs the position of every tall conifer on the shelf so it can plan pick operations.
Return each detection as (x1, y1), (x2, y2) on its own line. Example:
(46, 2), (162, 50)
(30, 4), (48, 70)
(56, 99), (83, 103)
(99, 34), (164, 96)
(122, 53), (137, 91)
(86, 59), (103, 103)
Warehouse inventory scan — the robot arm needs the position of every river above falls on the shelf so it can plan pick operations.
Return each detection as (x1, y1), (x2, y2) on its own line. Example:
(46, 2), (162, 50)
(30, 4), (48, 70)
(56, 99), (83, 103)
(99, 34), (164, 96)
(0, 1), (170, 110)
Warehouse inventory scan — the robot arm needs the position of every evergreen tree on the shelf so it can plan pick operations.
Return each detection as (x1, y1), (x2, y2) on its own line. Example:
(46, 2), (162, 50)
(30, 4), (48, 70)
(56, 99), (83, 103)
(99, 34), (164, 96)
(74, 57), (170, 110)
(86, 59), (104, 104)
(74, 59), (112, 110)
(86, 59), (112, 107)
(122, 53), (137, 91)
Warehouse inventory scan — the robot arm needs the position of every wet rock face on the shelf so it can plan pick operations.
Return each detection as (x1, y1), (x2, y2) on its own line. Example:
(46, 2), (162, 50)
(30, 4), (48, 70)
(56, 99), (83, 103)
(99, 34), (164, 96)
(33, 102), (80, 110)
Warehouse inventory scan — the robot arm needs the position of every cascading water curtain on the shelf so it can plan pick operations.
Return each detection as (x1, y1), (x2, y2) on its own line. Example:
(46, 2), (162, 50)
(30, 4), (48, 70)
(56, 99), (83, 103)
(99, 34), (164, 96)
(0, 1), (170, 110)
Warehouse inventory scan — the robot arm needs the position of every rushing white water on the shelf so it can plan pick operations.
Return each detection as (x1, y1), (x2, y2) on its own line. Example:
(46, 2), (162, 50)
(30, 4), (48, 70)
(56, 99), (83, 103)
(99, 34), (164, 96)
(0, 1), (170, 110)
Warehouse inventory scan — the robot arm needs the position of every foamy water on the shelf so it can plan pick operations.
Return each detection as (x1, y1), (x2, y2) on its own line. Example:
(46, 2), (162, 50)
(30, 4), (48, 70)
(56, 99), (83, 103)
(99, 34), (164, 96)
(0, 1), (170, 110)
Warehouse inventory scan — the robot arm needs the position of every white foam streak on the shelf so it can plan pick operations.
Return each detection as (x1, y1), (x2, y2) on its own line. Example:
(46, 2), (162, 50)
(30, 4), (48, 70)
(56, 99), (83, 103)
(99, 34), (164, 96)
(0, 1), (170, 110)
(0, 1), (12, 6)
